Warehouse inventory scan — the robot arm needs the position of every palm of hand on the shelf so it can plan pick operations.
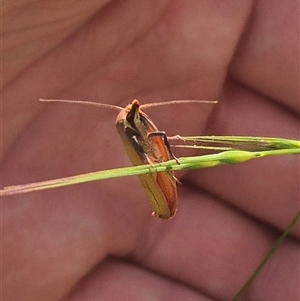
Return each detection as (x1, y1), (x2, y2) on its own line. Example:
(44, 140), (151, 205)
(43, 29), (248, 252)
(2, 1), (299, 301)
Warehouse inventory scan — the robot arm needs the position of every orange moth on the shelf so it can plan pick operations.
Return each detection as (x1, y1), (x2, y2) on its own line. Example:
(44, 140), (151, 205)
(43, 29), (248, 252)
(40, 98), (215, 219)
(116, 99), (179, 219)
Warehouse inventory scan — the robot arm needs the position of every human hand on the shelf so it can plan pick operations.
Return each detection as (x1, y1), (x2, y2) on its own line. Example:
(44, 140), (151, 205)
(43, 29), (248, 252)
(2, 1), (299, 300)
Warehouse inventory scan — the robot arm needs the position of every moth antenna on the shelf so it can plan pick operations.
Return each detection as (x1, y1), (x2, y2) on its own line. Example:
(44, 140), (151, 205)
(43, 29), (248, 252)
(39, 99), (124, 111)
(140, 99), (217, 109)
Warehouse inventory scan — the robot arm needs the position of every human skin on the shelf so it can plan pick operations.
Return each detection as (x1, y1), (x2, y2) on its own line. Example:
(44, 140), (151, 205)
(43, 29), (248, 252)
(1, 1), (299, 301)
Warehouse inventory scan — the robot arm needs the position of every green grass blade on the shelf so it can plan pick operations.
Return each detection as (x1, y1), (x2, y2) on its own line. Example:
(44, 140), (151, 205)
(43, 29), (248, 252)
(1, 146), (299, 196)
(173, 136), (300, 151)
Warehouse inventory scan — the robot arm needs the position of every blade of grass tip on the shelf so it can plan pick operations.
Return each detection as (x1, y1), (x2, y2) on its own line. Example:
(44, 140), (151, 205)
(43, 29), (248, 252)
(185, 136), (299, 144)
(181, 136), (300, 150)
(231, 211), (300, 301)
(0, 162), (157, 195)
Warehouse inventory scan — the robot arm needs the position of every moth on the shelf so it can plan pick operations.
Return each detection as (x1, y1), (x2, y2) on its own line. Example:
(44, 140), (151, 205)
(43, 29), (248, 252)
(116, 99), (179, 219)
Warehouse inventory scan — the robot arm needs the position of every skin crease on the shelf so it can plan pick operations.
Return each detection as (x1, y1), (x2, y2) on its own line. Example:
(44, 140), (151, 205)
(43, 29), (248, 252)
(1, 0), (299, 300)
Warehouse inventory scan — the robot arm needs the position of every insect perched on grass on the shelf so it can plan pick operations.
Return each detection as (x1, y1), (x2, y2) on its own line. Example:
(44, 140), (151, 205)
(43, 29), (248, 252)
(40, 98), (216, 219)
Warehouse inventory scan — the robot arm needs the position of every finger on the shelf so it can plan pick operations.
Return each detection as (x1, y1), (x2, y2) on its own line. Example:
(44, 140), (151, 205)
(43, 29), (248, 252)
(132, 187), (299, 301)
(64, 258), (212, 301)
(230, 0), (299, 112)
(194, 79), (299, 235)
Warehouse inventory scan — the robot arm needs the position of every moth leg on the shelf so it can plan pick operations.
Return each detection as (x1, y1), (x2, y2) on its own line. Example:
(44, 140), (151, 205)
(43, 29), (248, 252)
(124, 127), (154, 165)
(147, 131), (180, 164)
